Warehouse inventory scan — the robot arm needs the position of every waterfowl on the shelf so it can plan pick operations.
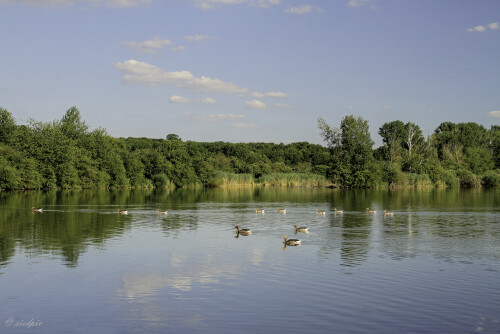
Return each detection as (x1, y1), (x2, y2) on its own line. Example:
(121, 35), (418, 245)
(157, 209), (168, 215)
(32, 207), (43, 213)
(283, 236), (301, 246)
(334, 208), (343, 214)
(117, 209), (128, 215)
(277, 208), (286, 214)
(294, 225), (309, 233)
(315, 209), (326, 215)
(235, 226), (252, 235)
(255, 209), (265, 214)
(384, 210), (394, 216)
(366, 208), (376, 213)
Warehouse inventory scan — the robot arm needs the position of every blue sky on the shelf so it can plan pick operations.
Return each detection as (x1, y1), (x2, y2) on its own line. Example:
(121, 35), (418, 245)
(0, 0), (499, 146)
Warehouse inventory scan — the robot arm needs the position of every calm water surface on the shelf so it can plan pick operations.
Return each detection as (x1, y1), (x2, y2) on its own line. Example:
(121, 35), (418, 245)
(0, 188), (499, 333)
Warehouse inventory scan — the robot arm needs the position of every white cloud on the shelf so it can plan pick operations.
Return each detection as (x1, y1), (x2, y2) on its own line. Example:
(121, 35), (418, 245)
(250, 91), (289, 98)
(488, 22), (500, 30)
(245, 99), (268, 110)
(115, 60), (289, 101)
(193, 113), (245, 121)
(285, 4), (322, 15)
(182, 35), (216, 42)
(183, 76), (249, 94)
(487, 110), (500, 118)
(233, 123), (258, 129)
(114, 59), (194, 86)
(467, 25), (487, 32)
(170, 95), (191, 104)
(192, 0), (281, 10)
(201, 97), (217, 104)
(171, 46), (187, 52)
(0, 0), (150, 7)
(348, 105), (355, 110)
(122, 38), (172, 54)
(346, 0), (370, 7)
(467, 22), (500, 32)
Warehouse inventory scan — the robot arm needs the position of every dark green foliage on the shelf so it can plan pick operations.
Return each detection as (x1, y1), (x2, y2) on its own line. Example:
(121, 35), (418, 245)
(0, 106), (497, 190)
(481, 170), (500, 187)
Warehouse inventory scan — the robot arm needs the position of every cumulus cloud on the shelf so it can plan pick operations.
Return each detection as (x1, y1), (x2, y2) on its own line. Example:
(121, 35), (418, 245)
(467, 22), (500, 32)
(122, 38), (172, 54)
(115, 60), (289, 105)
(114, 59), (249, 94)
(193, 113), (245, 121)
(192, 0), (281, 10)
(114, 59), (194, 86)
(201, 97), (217, 104)
(285, 4), (322, 15)
(250, 91), (289, 98)
(170, 95), (191, 104)
(0, 0), (150, 7)
(245, 99), (268, 110)
(487, 110), (500, 118)
(488, 22), (500, 30)
(184, 76), (249, 94)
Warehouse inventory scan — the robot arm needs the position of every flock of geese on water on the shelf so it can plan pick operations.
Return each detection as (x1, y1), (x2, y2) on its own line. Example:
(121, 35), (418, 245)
(235, 207), (394, 247)
(31, 206), (394, 247)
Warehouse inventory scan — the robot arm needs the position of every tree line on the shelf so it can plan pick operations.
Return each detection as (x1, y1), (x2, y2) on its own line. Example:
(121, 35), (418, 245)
(0, 107), (330, 190)
(0, 106), (498, 190)
(318, 115), (500, 188)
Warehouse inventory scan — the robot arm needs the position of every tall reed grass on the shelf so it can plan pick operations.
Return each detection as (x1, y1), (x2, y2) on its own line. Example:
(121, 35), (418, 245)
(213, 172), (255, 187)
(258, 173), (329, 188)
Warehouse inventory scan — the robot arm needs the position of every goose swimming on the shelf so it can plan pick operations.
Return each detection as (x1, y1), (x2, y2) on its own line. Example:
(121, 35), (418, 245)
(255, 209), (265, 213)
(333, 208), (343, 214)
(384, 210), (394, 216)
(283, 236), (301, 246)
(117, 209), (128, 215)
(277, 208), (286, 214)
(157, 209), (168, 215)
(315, 209), (326, 215)
(366, 208), (376, 213)
(235, 226), (252, 235)
(32, 207), (43, 213)
(294, 225), (309, 233)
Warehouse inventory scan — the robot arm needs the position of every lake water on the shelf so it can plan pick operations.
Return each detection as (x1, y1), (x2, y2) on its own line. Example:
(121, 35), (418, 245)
(0, 187), (499, 333)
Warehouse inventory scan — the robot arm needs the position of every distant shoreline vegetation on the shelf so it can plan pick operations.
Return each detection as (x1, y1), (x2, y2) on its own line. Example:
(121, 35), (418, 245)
(0, 107), (499, 191)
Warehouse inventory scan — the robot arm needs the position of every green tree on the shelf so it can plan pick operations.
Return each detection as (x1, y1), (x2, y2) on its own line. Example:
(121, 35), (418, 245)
(60, 106), (88, 141)
(378, 120), (405, 163)
(0, 107), (16, 144)
(318, 116), (374, 187)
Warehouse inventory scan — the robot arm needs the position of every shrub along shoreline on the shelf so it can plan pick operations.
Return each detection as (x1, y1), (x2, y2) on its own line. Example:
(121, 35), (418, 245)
(0, 107), (498, 191)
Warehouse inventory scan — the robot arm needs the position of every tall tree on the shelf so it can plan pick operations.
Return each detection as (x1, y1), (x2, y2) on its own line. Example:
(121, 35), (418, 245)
(60, 106), (88, 141)
(378, 120), (405, 163)
(318, 116), (374, 187)
(0, 107), (16, 144)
